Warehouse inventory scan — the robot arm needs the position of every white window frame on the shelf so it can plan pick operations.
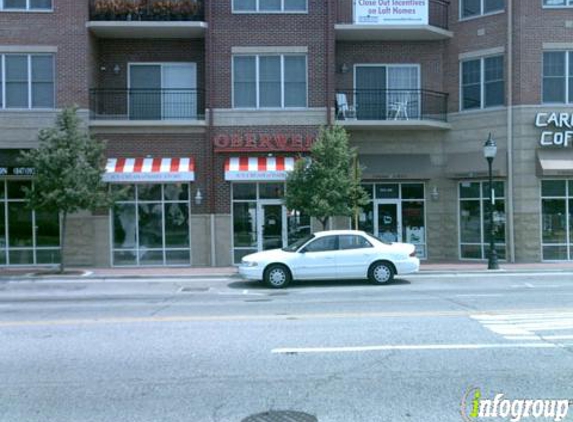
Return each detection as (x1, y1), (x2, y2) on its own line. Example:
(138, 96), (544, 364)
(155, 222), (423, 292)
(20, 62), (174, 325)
(542, 51), (572, 104)
(232, 0), (307, 13)
(458, 180), (506, 261)
(0, 53), (55, 110)
(540, 180), (573, 261)
(0, 0), (53, 11)
(459, 0), (504, 20)
(542, 0), (573, 7)
(110, 183), (193, 267)
(459, 55), (504, 111)
(232, 54), (308, 109)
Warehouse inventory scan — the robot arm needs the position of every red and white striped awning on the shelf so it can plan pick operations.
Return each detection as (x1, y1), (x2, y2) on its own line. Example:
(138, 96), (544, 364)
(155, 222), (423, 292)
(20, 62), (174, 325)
(224, 157), (296, 181)
(103, 158), (195, 183)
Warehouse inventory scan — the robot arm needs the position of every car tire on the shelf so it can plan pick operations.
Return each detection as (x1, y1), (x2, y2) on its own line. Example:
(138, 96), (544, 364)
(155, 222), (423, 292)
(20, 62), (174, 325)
(263, 264), (291, 289)
(368, 261), (394, 285)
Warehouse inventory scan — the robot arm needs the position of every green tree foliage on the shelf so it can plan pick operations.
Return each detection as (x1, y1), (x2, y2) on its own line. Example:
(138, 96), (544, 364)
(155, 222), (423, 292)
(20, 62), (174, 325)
(19, 107), (112, 273)
(285, 125), (369, 231)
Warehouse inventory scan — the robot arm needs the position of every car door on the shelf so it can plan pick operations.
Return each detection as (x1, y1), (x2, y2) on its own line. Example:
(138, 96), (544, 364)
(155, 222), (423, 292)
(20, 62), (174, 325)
(337, 234), (377, 279)
(292, 235), (339, 280)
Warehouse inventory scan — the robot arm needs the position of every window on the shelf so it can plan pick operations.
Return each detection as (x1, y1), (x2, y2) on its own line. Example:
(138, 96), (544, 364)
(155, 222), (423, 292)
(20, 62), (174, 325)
(339, 235), (372, 250)
(233, 0), (307, 12)
(111, 183), (191, 266)
(459, 181), (506, 260)
(0, 54), (54, 109)
(233, 55), (307, 108)
(2, 0), (52, 10)
(304, 236), (337, 253)
(539, 180), (573, 260)
(461, 56), (504, 110)
(460, 0), (504, 18)
(543, 0), (573, 6)
(543, 52), (573, 103)
(0, 180), (60, 265)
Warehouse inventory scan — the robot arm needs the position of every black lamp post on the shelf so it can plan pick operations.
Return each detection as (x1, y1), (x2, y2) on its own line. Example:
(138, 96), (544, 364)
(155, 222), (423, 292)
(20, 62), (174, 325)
(483, 133), (499, 270)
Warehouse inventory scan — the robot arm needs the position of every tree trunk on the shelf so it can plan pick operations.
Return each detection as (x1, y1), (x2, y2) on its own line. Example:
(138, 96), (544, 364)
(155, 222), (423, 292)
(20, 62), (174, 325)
(319, 217), (329, 231)
(59, 212), (67, 274)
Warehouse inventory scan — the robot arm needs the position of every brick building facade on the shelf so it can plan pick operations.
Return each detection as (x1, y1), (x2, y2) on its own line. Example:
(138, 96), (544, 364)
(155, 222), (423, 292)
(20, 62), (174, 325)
(1, 0), (573, 266)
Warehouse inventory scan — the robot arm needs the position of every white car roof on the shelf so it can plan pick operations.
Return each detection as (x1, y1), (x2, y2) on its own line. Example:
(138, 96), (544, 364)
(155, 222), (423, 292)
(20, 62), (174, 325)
(313, 230), (369, 237)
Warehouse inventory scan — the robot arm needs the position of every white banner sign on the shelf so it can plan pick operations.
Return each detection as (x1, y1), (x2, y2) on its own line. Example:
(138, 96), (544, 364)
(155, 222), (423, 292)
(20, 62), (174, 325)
(225, 171), (288, 181)
(355, 0), (429, 25)
(103, 172), (195, 182)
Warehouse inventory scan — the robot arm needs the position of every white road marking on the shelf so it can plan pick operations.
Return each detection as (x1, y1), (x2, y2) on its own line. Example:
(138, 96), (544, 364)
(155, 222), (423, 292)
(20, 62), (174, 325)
(542, 334), (573, 340)
(271, 343), (557, 354)
(455, 294), (504, 298)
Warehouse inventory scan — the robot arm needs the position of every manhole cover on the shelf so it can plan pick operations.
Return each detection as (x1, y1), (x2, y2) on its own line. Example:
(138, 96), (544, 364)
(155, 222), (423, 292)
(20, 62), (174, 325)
(241, 410), (318, 422)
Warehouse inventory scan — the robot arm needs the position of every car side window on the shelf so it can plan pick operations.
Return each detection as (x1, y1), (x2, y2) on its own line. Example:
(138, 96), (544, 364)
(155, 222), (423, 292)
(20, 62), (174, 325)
(339, 235), (373, 250)
(303, 236), (338, 252)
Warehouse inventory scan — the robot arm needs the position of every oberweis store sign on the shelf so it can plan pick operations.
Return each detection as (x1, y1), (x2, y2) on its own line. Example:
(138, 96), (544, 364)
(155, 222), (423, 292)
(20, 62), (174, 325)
(355, 0), (429, 25)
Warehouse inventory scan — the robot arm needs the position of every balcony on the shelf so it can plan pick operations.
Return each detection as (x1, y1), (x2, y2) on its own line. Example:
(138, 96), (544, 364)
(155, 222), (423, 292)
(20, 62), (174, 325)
(87, 0), (206, 39)
(335, 89), (450, 130)
(335, 0), (452, 41)
(89, 88), (206, 126)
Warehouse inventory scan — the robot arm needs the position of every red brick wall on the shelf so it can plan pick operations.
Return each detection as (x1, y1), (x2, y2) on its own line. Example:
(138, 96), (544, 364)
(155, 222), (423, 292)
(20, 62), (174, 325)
(0, 0), (90, 108)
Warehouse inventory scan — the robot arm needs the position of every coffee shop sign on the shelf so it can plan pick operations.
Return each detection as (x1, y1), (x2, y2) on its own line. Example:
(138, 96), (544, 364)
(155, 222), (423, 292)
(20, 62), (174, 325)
(536, 112), (573, 147)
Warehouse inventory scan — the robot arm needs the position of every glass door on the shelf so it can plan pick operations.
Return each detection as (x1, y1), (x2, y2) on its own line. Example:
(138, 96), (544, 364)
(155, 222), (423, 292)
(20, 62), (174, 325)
(376, 201), (401, 243)
(258, 202), (286, 251)
(162, 63), (197, 119)
(129, 65), (161, 120)
(355, 66), (386, 120)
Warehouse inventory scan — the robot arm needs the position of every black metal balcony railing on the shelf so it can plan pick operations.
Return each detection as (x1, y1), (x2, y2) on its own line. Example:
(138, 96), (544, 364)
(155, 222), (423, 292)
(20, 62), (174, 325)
(89, 0), (204, 21)
(335, 89), (448, 123)
(337, 0), (450, 30)
(90, 88), (205, 121)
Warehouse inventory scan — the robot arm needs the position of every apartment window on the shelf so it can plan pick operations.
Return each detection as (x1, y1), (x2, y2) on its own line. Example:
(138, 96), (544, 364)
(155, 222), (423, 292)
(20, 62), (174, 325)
(2, 0), (52, 10)
(459, 181), (506, 260)
(543, 52), (573, 103)
(461, 55), (504, 110)
(233, 0), (307, 12)
(460, 0), (504, 18)
(233, 55), (307, 108)
(0, 54), (54, 109)
(543, 0), (573, 6)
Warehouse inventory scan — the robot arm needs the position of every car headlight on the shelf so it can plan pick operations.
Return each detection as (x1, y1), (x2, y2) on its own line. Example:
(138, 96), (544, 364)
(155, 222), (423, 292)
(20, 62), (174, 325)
(241, 260), (258, 267)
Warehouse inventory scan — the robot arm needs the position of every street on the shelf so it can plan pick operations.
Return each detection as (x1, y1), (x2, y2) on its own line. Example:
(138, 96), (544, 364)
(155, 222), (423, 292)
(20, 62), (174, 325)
(1, 273), (573, 422)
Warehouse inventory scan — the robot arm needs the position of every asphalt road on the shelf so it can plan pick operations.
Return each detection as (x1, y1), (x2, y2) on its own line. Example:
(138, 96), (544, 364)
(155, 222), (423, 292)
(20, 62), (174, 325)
(1, 272), (573, 422)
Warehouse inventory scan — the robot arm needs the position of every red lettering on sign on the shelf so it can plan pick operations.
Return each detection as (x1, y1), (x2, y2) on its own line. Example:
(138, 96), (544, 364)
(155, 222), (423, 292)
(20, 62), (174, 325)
(231, 134), (243, 148)
(244, 133), (257, 148)
(259, 134), (272, 149)
(304, 135), (314, 149)
(274, 134), (288, 149)
(292, 134), (303, 149)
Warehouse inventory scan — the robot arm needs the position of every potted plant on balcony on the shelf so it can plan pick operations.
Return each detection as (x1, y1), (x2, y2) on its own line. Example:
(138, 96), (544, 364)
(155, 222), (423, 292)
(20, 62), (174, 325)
(151, 1), (173, 20)
(125, 0), (142, 20)
(93, 0), (113, 20)
(172, 0), (199, 20)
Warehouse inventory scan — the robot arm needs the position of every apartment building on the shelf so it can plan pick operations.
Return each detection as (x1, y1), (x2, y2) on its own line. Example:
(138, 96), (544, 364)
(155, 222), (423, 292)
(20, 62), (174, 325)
(1, 0), (573, 267)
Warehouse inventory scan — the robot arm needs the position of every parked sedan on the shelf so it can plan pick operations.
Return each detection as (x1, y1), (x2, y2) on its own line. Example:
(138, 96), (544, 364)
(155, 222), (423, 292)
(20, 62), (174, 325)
(239, 230), (420, 288)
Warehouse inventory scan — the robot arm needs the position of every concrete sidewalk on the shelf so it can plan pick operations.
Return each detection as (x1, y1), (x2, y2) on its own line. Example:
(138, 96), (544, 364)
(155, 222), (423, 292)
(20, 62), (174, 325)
(3, 261), (573, 280)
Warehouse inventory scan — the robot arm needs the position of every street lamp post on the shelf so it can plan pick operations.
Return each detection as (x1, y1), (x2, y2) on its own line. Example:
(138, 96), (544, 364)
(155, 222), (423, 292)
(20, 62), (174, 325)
(483, 133), (499, 270)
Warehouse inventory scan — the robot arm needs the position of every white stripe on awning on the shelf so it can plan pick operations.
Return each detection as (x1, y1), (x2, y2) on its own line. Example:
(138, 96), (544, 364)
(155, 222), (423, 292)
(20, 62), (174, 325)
(103, 157), (195, 182)
(224, 156), (296, 181)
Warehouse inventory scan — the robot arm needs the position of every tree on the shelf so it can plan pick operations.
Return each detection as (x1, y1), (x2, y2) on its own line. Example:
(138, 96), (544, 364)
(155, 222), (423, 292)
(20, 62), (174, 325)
(285, 125), (369, 231)
(19, 106), (112, 273)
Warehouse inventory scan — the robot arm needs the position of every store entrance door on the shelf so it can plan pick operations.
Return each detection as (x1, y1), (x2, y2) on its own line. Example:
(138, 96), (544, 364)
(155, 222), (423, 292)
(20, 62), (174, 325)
(258, 201), (286, 251)
(376, 201), (402, 243)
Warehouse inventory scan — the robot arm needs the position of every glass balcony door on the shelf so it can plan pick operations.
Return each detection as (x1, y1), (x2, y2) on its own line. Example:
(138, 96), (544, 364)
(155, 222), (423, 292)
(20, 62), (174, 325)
(128, 63), (197, 120)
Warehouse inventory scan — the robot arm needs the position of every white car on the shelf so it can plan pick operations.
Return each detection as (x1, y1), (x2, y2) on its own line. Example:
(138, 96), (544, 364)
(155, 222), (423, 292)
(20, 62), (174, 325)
(239, 230), (420, 288)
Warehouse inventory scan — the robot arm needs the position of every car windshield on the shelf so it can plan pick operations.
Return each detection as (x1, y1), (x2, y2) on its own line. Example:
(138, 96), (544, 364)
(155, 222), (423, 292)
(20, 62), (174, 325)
(282, 234), (315, 252)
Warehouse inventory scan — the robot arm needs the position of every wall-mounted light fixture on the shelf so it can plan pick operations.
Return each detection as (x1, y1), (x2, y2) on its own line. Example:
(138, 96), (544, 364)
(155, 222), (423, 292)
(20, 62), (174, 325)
(113, 64), (121, 75)
(339, 63), (349, 74)
(430, 186), (439, 201)
(195, 188), (203, 205)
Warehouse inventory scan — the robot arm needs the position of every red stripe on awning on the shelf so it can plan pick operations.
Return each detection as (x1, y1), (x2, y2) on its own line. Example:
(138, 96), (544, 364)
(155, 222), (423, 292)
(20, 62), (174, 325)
(239, 157), (249, 171)
(170, 158), (180, 172)
(152, 158), (161, 173)
(115, 157), (126, 173)
(134, 158), (143, 173)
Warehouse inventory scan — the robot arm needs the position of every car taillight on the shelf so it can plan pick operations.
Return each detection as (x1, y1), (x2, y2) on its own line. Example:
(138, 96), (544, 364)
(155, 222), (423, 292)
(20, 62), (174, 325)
(409, 248), (417, 257)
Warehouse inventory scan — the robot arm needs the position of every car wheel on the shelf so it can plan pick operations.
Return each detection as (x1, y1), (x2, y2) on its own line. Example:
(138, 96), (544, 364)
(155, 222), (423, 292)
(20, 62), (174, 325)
(369, 261), (394, 285)
(264, 264), (291, 289)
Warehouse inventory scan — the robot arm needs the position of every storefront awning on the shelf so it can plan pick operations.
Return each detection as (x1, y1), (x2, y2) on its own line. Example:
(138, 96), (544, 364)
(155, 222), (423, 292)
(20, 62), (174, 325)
(359, 154), (437, 180)
(445, 151), (507, 178)
(103, 158), (195, 182)
(224, 157), (295, 181)
(537, 149), (573, 176)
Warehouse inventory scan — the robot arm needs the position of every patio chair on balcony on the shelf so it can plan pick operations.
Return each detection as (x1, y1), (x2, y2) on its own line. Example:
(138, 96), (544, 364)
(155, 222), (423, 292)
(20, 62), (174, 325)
(336, 93), (356, 120)
(387, 99), (409, 120)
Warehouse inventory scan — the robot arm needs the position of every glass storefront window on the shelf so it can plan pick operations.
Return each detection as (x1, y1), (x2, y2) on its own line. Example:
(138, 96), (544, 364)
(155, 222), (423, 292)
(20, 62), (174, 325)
(111, 183), (191, 266)
(259, 183), (283, 199)
(359, 182), (426, 258)
(233, 202), (257, 248)
(459, 180), (506, 260)
(540, 179), (573, 260)
(0, 180), (59, 265)
(233, 183), (256, 200)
